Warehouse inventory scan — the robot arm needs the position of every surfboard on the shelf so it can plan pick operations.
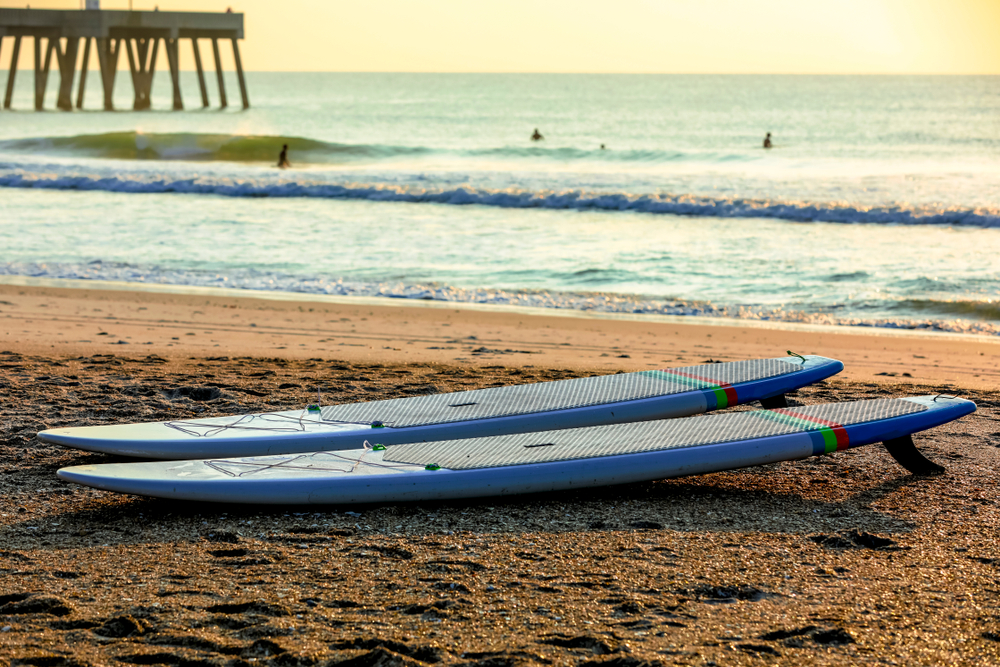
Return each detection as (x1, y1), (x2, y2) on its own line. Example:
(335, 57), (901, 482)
(38, 354), (842, 460)
(56, 395), (974, 505)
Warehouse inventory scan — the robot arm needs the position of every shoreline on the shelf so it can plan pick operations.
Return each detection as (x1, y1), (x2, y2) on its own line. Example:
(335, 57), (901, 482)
(3, 271), (999, 340)
(0, 278), (997, 390)
(3, 273), (997, 341)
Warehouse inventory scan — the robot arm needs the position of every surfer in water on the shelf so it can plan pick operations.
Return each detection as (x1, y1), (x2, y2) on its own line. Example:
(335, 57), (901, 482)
(531, 128), (544, 142)
(763, 132), (772, 149)
(277, 144), (290, 168)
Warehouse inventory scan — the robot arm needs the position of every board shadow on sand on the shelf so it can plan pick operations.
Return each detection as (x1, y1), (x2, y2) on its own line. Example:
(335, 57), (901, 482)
(0, 454), (937, 555)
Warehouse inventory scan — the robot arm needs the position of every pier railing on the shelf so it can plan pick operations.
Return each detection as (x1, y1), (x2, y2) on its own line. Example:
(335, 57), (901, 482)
(0, 8), (248, 111)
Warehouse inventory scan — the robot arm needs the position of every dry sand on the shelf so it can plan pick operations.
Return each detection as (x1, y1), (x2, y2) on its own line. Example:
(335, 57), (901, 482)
(1, 281), (998, 667)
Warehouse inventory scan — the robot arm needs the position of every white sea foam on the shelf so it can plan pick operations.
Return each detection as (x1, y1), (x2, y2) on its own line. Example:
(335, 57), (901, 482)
(2, 261), (996, 336)
(1, 170), (997, 228)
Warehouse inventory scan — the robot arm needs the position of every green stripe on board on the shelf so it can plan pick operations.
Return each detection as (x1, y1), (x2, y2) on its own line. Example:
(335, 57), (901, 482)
(752, 410), (837, 451)
(820, 429), (837, 452)
(712, 387), (729, 408)
(752, 410), (815, 429)
(643, 369), (730, 407)
(644, 369), (715, 389)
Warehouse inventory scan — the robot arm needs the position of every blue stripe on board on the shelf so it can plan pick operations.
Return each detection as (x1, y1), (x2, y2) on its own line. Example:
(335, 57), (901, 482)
(808, 431), (828, 456)
(702, 388), (719, 410)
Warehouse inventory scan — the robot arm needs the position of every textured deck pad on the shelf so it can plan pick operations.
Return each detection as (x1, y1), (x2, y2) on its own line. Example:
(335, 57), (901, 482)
(321, 358), (800, 428)
(384, 399), (927, 470)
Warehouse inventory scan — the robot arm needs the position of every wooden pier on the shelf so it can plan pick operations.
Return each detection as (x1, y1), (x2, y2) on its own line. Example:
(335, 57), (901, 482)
(0, 8), (248, 111)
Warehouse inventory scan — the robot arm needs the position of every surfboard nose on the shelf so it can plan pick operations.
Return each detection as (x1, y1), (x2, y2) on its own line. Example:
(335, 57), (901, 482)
(38, 428), (76, 446)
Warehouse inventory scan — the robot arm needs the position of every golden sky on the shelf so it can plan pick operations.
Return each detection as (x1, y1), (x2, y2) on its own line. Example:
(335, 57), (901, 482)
(3, 0), (999, 74)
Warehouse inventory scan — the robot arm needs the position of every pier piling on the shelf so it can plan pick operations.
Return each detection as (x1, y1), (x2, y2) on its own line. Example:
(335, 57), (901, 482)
(191, 37), (209, 107)
(0, 8), (247, 111)
(3, 35), (19, 109)
(125, 36), (159, 111)
(211, 37), (227, 109)
(76, 36), (91, 108)
(34, 34), (54, 111)
(96, 37), (119, 111)
(165, 38), (183, 110)
(232, 38), (249, 109)
(55, 37), (80, 111)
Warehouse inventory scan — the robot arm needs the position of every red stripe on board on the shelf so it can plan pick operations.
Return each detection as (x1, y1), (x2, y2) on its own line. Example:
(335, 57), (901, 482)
(776, 408), (849, 449)
(834, 427), (850, 450)
(666, 369), (722, 385)
(775, 408), (839, 428)
(664, 370), (739, 405)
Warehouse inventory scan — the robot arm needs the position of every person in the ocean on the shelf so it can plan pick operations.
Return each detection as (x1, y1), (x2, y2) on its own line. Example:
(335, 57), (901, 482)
(278, 144), (290, 168)
(531, 128), (544, 142)
(763, 132), (772, 149)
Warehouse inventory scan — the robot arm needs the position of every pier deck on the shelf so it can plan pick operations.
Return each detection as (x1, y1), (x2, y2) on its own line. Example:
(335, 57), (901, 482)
(0, 8), (248, 111)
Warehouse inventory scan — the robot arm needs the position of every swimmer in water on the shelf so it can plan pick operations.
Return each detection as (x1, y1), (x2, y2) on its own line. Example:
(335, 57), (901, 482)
(278, 144), (290, 168)
(531, 128), (544, 142)
(763, 132), (772, 149)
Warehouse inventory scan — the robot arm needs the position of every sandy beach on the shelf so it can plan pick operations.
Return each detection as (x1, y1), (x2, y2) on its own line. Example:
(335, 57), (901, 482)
(1, 282), (998, 666)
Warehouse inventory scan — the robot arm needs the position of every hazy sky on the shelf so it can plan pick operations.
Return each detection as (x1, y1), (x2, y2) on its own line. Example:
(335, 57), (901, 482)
(3, 0), (999, 74)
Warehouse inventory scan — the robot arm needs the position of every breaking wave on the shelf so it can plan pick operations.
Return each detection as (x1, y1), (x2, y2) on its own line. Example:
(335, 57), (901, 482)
(0, 168), (997, 227)
(0, 132), (431, 163)
(885, 298), (1000, 321)
(0, 131), (745, 164)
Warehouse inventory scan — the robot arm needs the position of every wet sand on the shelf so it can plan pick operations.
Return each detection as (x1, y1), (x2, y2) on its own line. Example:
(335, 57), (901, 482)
(1, 279), (998, 389)
(1, 283), (999, 666)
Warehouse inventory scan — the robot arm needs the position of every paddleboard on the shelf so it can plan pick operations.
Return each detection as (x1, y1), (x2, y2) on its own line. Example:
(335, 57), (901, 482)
(38, 355), (841, 460)
(56, 395), (974, 504)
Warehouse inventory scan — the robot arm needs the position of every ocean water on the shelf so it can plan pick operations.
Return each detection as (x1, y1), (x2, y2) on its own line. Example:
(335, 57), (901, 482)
(1, 73), (998, 335)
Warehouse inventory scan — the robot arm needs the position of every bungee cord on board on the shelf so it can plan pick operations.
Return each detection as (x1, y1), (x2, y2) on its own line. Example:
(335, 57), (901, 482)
(203, 445), (424, 478)
(163, 410), (387, 437)
(164, 385), (394, 437)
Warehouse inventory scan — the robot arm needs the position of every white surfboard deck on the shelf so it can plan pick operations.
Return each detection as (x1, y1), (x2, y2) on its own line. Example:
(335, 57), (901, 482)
(56, 395), (974, 505)
(39, 355), (842, 460)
